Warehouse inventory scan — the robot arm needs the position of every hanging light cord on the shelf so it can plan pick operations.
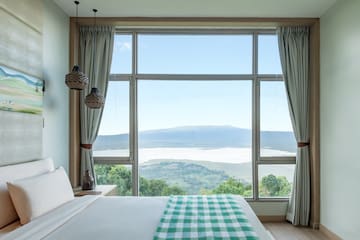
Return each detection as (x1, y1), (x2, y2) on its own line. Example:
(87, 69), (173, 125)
(92, 9), (98, 89)
(75, 1), (79, 25)
(74, 1), (80, 65)
(93, 9), (97, 26)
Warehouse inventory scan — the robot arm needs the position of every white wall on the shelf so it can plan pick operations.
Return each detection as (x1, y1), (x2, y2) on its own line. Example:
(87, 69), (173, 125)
(320, 0), (360, 238)
(42, 0), (69, 171)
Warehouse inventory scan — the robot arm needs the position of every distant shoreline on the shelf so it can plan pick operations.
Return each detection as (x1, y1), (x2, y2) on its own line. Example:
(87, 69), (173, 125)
(93, 147), (294, 164)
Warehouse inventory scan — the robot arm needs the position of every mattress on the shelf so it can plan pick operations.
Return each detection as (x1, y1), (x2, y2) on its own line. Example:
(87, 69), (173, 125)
(0, 195), (271, 240)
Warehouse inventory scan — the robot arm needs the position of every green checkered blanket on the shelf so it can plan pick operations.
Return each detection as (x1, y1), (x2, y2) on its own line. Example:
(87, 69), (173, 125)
(153, 195), (259, 240)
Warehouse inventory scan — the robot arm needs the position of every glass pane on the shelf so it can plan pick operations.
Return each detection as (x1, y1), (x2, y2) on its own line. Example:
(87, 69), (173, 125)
(110, 34), (132, 74)
(258, 35), (282, 74)
(260, 81), (296, 157)
(93, 81), (130, 157)
(95, 164), (132, 196)
(138, 35), (252, 74)
(259, 164), (295, 198)
(138, 80), (253, 197)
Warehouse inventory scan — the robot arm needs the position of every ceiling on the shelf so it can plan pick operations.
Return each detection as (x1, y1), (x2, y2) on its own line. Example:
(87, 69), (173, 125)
(54, 0), (337, 18)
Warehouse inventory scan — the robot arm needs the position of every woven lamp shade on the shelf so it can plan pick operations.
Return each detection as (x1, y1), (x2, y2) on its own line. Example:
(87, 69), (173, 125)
(65, 65), (88, 90)
(85, 88), (104, 109)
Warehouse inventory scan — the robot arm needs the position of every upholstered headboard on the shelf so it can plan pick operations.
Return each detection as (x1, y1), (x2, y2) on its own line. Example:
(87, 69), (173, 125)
(0, 111), (43, 166)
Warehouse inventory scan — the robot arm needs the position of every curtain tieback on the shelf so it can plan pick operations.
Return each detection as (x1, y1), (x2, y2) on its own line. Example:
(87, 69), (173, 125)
(297, 142), (310, 148)
(80, 144), (93, 150)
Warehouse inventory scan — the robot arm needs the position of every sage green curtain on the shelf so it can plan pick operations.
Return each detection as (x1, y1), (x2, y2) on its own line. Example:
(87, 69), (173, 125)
(79, 26), (115, 184)
(277, 26), (310, 226)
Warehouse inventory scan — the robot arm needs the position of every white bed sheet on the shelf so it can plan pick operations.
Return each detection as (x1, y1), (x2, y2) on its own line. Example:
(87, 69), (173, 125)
(0, 196), (98, 240)
(1, 195), (271, 240)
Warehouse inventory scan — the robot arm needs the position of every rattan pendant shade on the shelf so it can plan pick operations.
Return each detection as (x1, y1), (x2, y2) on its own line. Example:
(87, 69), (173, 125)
(65, 4), (105, 109)
(65, 65), (88, 90)
(65, 2), (89, 91)
(85, 87), (104, 109)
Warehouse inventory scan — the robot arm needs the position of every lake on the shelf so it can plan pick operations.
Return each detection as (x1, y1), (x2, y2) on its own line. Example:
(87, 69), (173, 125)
(93, 147), (294, 164)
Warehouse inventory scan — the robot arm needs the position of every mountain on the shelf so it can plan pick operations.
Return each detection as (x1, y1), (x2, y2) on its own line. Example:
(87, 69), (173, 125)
(94, 125), (296, 152)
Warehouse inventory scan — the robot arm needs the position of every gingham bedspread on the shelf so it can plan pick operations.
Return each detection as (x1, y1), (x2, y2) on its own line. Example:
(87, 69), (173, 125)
(153, 195), (259, 240)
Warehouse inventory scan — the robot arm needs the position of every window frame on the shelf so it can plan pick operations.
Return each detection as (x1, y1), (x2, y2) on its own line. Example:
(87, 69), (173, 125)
(94, 29), (296, 201)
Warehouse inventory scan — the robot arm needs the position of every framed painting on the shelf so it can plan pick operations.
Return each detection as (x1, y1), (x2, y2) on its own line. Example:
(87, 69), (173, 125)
(0, 66), (43, 115)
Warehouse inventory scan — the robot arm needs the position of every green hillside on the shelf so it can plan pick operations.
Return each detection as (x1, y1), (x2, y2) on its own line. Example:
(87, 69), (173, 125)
(97, 160), (293, 197)
(140, 161), (228, 194)
(142, 159), (294, 183)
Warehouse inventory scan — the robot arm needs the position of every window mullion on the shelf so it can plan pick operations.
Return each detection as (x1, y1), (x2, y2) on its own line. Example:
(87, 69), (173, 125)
(252, 33), (260, 200)
(109, 74), (133, 81)
(258, 159), (296, 165)
(94, 157), (132, 165)
(130, 32), (139, 196)
(253, 79), (261, 201)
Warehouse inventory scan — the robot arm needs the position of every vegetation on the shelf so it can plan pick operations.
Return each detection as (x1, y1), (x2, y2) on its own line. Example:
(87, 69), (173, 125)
(204, 177), (253, 197)
(95, 163), (291, 197)
(140, 178), (186, 196)
(260, 174), (292, 197)
(140, 161), (228, 194)
(95, 164), (186, 196)
(95, 164), (132, 195)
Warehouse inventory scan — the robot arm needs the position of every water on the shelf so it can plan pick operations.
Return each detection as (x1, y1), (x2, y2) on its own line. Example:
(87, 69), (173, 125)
(93, 147), (294, 164)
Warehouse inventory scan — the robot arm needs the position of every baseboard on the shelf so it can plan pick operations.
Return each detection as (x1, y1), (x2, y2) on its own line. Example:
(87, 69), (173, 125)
(319, 224), (342, 240)
(310, 221), (320, 229)
(259, 215), (286, 222)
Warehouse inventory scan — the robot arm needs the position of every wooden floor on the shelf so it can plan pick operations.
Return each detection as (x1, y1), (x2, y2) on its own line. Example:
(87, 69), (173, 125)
(264, 222), (329, 240)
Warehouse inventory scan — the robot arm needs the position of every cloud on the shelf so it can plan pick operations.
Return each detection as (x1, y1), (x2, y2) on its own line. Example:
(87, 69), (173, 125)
(115, 41), (131, 51)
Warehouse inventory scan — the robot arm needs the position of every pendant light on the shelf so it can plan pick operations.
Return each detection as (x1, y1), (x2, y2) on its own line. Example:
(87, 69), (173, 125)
(65, 1), (88, 90)
(85, 9), (105, 109)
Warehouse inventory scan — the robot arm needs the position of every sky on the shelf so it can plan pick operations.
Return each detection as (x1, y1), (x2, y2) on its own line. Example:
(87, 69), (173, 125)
(98, 34), (293, 135)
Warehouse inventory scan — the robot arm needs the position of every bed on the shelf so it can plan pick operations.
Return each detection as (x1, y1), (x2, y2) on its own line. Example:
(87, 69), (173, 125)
(0, 159), (272, 240)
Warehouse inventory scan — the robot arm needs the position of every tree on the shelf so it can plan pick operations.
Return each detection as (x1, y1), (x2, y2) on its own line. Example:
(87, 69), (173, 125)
(276, 176), (291, 196)
(95, 165), (132, 195)
(261, 174), (279, 196)
(140, 178), (167, 196)
(260, 174), (291, 197)
(210, 177), (252, 197)
(162, 185), (186, 196)
(95, 164), (186, 196)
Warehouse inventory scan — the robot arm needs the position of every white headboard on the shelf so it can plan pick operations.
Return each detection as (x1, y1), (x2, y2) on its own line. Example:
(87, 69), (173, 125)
(0, 111), (43, 166)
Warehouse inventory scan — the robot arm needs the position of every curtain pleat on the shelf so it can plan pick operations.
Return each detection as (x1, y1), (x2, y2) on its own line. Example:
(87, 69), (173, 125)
(79, 26), (115, 185)
(277, 26), (310, 226)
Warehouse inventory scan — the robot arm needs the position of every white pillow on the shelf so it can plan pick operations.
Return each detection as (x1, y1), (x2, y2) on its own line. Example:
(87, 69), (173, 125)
(7, 167), (74, 225)
(0, 158), (54, 228)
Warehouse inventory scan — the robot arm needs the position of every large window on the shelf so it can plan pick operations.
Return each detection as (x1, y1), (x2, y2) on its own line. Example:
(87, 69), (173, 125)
(93, 31), (296, 200)
(138, 80), (253, 196)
